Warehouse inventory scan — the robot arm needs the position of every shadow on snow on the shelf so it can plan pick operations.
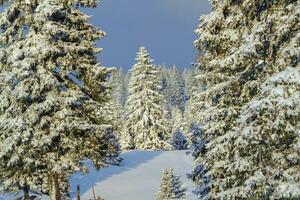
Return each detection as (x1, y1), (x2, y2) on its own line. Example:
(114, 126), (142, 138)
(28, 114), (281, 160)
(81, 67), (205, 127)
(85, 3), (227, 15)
(69, 150), (162, 198)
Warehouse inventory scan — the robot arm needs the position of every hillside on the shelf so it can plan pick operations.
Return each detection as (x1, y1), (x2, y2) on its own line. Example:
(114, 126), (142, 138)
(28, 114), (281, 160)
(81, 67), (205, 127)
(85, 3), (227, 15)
(70, 150), (194, 200)
(1, 150), (195, 200)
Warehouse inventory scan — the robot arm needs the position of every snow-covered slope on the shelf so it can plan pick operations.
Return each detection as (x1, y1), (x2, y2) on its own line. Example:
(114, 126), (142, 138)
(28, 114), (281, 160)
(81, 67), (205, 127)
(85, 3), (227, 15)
(0, 150), (195, 200)
(70, 150), (194, 200)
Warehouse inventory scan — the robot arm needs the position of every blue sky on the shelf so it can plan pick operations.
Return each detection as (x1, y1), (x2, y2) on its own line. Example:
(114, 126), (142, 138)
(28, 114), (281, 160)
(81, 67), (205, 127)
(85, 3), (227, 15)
(85, 0), (210, 70)
(1, 0), (211, 70)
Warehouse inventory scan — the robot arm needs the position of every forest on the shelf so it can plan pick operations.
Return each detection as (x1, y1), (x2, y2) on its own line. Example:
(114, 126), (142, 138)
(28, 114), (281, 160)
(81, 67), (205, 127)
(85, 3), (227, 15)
(0, 0), (299, 200)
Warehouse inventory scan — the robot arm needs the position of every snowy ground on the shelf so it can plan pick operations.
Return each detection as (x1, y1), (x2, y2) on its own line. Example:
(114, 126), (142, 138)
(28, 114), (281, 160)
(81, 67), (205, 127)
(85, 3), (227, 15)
(1, 150), (196, 200)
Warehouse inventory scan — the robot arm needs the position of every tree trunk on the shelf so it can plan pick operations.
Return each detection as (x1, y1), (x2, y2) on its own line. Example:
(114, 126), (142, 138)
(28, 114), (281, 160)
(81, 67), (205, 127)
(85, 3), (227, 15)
(23, 186), (30, 200)
(92, 185), (96, 200)
(77, 185), (80, 200)
(49, 172), (61, 200)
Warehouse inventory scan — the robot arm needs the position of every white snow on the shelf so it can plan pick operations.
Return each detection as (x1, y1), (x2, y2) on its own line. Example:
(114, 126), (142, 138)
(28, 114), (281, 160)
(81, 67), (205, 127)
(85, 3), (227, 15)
(69, 150), (194, 200)
(0, 150), (195, 200)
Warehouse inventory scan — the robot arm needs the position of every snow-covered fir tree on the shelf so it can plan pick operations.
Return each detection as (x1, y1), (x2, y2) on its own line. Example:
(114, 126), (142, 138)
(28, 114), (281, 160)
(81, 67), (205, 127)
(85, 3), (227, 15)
(191, 0), (300, 199)
(170, 107), (188, 150)
(159, 65), (173, 121)
(170, 107), (184, 133)
(0, 0), (120, 199)
(108, 67), (128, 141)
(157, 169), (173, 200)
(107, 100), (124, 142)
(217, 67), (300, 199)
(182, 101), (193, 139)
(182, 68), (197, 102)
(171, 128), (188, 150)
(182, 68), (204, 135)
(109, 67), (128, 108)
(123, 47), (170, 150)
(161, 66), (186, 113)
(186, 123), (210, 199)
(156, 168), (186, 200)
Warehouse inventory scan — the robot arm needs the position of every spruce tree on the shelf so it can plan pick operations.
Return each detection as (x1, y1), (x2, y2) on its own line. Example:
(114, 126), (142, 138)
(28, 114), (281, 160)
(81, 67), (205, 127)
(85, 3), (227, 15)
(170, 128), (188, 150)
(123, 47), (170, 150)
(170, 106), (188, 150)
(109, 67), (128, 108)
(186, 123), (210, 199)
(218, 67), (300, 199)
(169, 66), (186, 113)
(182, 101), (193, 138)
(109, 67), (128, 142)
(0, 0), (120, 199)
(160, 65), (173, 122)
(170, 107), (184, 133)
(156, 168), (186, 200)
(182, 68), (204, 135)
(182, 68), (198, 102)
(162, 66), (186, 113)
(191, 0), (300, 199)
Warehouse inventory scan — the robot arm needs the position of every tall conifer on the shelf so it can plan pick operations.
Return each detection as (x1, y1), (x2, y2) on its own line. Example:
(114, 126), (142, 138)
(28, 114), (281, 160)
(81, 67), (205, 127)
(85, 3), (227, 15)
(191, 0), (300, 198)
(123, 47), (170, 150)
(0, 0), (120, 198)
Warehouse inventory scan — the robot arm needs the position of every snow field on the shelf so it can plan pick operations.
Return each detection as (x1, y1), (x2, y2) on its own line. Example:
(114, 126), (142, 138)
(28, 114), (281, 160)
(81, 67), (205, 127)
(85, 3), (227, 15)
(70, 150), (195, 200)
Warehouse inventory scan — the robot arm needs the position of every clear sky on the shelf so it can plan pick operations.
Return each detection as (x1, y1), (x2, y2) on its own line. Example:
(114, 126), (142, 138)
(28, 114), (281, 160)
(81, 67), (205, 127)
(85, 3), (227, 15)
(0, 0), (211, 70)
(84, 0), (211, 70)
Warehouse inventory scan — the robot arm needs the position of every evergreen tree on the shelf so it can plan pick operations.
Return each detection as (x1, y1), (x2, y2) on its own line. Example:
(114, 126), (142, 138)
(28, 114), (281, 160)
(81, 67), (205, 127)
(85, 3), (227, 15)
(162, 66), (186, 113)
(170, 107), (184, 133)
(160, 65), (173, 122)
(123, 47), (170, 150)
(186, 123), (210, 199)
(182, 68), (204, 135)
(161, 66), (188, 134)
(218, 67), (300, 199)
(191, 0), (300, 199)
(169, 66), (186, 113)
(157, 168), (186, 200)
(109, 67), (128, 108)
(0, 0), (8, 6)
(108, 100), (123, 142)
(108, 67), (128, 143)
(170, 107), (188, 150)
(157, 169), (173, 200)
(182, 101), (194, 140)
(159, 64), (169, 94)
(0, 0), (120, 199)
(182, 68), (196, 102)
(171, 128), (188, 150)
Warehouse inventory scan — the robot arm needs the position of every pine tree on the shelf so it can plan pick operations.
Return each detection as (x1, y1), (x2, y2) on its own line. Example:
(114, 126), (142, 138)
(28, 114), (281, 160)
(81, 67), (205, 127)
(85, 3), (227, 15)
(182, 68), (204, 135)
(170, 107), (184, 133)
(182, 101), (197, 141)
(0, 0), (120, 199)
(182, 68), (196, 102)
(170, 66), (186, 113)
(218, 67), (300, 199)
(170, 106), (188, 150)
(109, 67), (128, 108)
(171, 128), (188, 150)
(161, 66), (186, 113)
(123, 47), (170, 150)
(160, 65), (173, 122)
(156, 168), (186, 200)
(186, 123), (210, 199)
(108, 67), (128, 143)
(191, 0), (300, 199)
(107, 100), (123, 141)
(160, 65), (169, 95)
